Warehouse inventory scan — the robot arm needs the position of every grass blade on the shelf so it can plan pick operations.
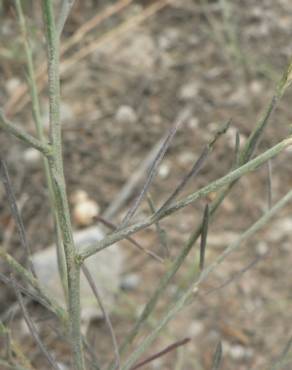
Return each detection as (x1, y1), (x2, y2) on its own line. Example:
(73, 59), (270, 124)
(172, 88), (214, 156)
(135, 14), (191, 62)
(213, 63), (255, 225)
(81, 265), (121, 370)
(119, 109), (190, 228)
(199, 204), (209, 271)
(130, 337), (190, 370)
(211, 341), (222, 370)
(0, 160), (36, 277)
(12, 277), (61, 370)
(157, 120), (230, 214)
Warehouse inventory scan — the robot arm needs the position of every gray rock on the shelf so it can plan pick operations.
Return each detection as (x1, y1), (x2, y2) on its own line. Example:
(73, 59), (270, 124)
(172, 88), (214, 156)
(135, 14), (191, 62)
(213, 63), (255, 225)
(31, 226), (124, 323)
(121, 273), (141, 290)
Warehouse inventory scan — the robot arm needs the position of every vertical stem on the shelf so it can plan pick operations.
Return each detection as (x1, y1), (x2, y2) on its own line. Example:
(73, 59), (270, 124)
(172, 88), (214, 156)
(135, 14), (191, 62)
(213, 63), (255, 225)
(41, 1), (85, 369)
(14, 0), (68, 300)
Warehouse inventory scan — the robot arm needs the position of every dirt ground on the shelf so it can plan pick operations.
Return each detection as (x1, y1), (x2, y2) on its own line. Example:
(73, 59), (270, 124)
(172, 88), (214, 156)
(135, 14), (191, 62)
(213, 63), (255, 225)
(1, 0), (292, 369)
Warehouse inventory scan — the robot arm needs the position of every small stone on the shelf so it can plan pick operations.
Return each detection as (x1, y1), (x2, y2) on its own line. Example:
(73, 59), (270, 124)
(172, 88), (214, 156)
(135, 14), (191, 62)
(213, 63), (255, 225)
(256, 241), (268, 256)
(178, 151), (196, 166)
(158, 28), (179, 50)
(23, 148), (42, 169)
(250, 80), (263, 95)
(6, 78), (21, 94)
(60, 102), (74, 123)
(187, 117), (199, 130)
(228, 344), (252, 361)
(187, 320), (204, 338)
(266, 218), (292, 242)
(31, 226), (124, 324)
(71, 190), (100, 227)
(120, 273), (141, 290)
(178, 82), (200, 101)
(225, 126), (247, 149)
(158, 163), (170, 179)
(104, 32), (157, 71)
(115, 105), (137, 125)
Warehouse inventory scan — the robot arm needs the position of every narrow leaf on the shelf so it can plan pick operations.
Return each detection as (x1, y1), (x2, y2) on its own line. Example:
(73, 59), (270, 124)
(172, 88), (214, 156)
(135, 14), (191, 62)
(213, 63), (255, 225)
(146, 194), (169, 258)
(12, 277), (61, 370)
(130, 337), (190, 370)
(95, 215), (163, 263)
(119, 109), (189, 228)
(199, 204), (209, 271)
(234, 129), (240, 167)
(211, 341), (223, 370)
(157, 120), (230, 214)
(0, 160), (36, 277)
(82, 265), (121, 370)
(267, 160), (273, 210)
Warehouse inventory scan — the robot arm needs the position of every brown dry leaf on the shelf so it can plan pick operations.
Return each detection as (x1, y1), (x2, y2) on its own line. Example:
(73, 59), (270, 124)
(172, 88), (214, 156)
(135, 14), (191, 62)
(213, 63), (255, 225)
(220, 323), (250, 346)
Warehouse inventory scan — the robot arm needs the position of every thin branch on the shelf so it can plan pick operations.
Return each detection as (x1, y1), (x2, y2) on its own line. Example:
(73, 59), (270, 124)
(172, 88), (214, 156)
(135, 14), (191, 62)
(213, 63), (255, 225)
(120, 188), (292, 370)
(146, 194), (169, 258)
(269, 335), (292, 370)
(204, 254), (264, 297)
(198, 189), (292, 286)
(233, 130), (240, 167)
(157, 120), (230, 214)
(0, 160), (36, 277)
(0, 248), (67, 322)
(95, 215), (163, 263)
(211, 341), (223, 370)
(0, 111), (50, 155)
(0, 272), (54, 314)
(0, 358), (31, 370)
(81, 264), (121, 370)
(119, 109), (190, 229)
(199, 204), (209, 271)
(130, 337), (190, 370)
(14, 0), (46, 143)
(267, 160), (273, 210)
(104, 137), (165, 220)
(119, 110), (191, 229)
(42, 1), (85, 368)
(82, 136), (292, 260)
(12, 278), (61, 370)
(14, 0), (67, 297)
(57, 0), (76, 36)
(108, 62), (292, 370)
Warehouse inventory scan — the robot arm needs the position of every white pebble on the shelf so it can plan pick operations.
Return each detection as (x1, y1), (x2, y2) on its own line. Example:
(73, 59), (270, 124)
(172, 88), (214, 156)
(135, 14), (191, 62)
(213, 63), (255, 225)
(71, 190), (100, 227)
(23, 148), (42, 169)
(6, 78), (21, 94)
(256, 241), (268, 256)
(158, 163), (170, 179)
(178, 82), (199, 101)
(187, 320), (204, 338)
(115, 105), (137, 124)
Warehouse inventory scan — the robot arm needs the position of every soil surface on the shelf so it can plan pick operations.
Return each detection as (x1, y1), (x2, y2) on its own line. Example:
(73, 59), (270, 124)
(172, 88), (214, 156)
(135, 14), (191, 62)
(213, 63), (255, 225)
(1, 1), (292, 369)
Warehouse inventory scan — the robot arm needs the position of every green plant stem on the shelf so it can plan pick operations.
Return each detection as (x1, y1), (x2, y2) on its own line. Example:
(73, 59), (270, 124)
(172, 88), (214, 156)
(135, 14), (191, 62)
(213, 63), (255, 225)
(121, 188), (292, 370)
(0, 358), (31, 370)
(82, 136), (292, 260)
(14, 0), (68, 302)
(0, 111), (50, 155)
(106, 61), (292, 367)
(0, 248), (67, 322)
(41, 1), (85, 369)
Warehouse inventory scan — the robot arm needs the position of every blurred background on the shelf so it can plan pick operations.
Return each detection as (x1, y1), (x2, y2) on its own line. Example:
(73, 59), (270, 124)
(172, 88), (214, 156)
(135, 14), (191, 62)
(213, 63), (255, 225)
(0, 1), (292, 369)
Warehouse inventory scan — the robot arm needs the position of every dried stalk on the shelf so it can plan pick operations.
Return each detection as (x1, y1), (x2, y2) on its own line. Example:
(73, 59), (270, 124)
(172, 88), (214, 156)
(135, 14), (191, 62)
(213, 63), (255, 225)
(12, 278), (61, 370)
(41, 1), (85, 369)
(120, 188), (292, 369)
(14, 0), (68, 299)
(82, 135), (292, 260)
